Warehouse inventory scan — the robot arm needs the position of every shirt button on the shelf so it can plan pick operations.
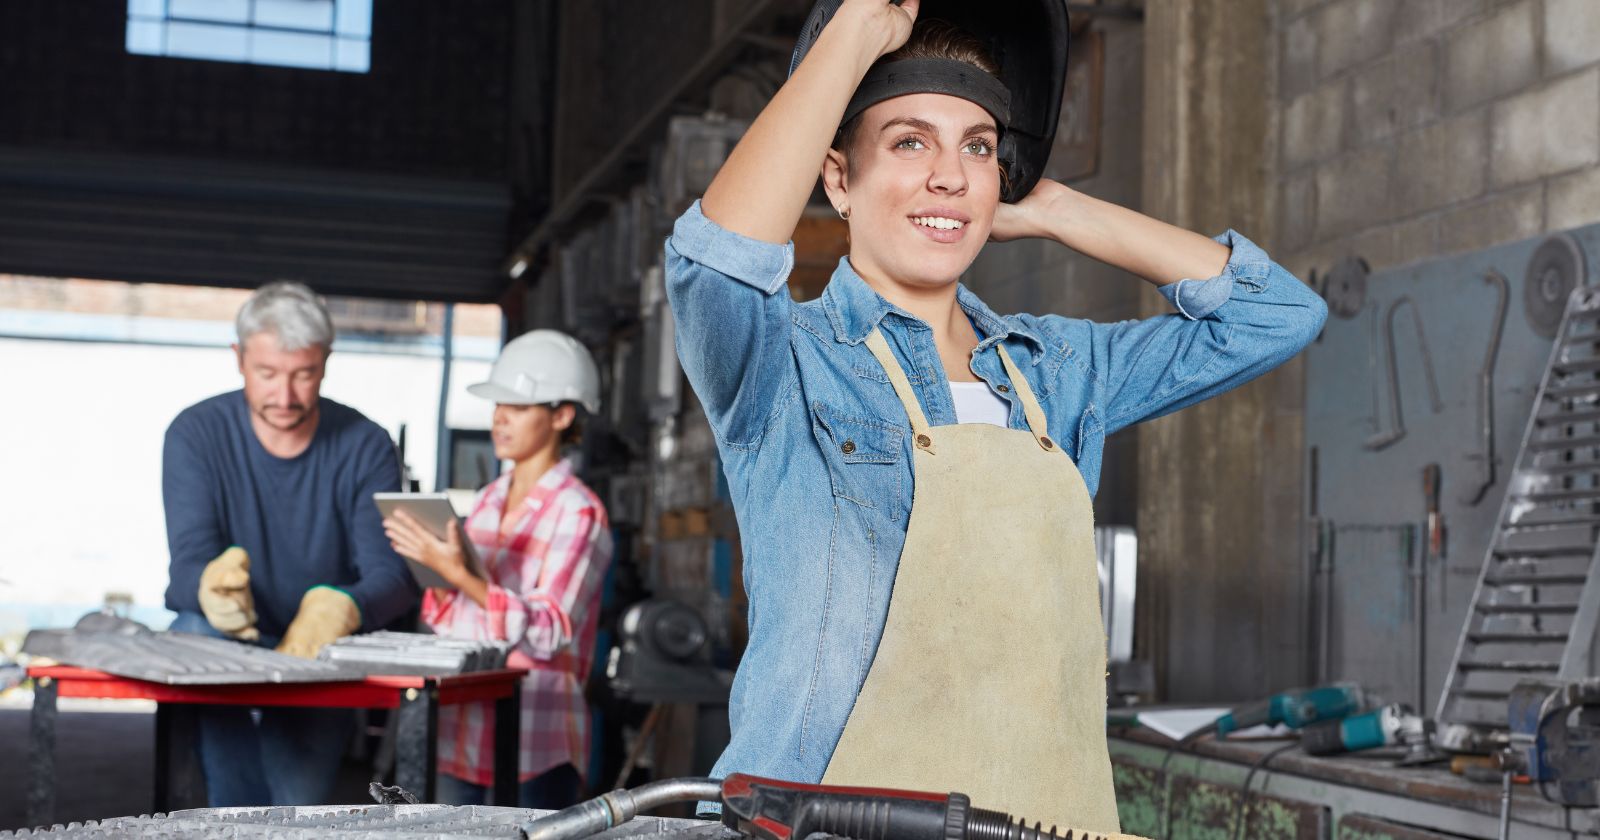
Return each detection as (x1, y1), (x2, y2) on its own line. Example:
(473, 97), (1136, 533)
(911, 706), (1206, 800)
(916, 434), (932, 448)
(1040, 436), (1055, 450)
(997, 384), (1010, 393)
(841, 440), (856, 455)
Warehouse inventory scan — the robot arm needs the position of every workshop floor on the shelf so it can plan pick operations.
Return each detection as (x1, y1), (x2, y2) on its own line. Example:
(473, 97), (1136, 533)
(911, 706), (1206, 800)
(1, 703), (375, 831)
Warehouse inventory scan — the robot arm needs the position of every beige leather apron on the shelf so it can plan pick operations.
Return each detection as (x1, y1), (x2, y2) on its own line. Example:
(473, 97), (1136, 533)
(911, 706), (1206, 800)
(822, 328), (1128, 838)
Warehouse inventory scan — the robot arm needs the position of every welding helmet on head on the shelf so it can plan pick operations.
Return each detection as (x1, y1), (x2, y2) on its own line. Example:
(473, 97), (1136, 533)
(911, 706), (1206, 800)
(790, 0), (1071, 203)
(468, 329), (601, 413)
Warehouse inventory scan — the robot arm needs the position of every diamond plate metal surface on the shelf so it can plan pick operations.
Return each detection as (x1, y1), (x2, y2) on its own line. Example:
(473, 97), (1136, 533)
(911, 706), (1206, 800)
(2, 805), (735, 839)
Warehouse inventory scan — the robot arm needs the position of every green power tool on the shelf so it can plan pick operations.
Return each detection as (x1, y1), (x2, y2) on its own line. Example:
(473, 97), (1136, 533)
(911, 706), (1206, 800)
(1301, 703), (1445, 765)
(1206, 682), (1367, 740)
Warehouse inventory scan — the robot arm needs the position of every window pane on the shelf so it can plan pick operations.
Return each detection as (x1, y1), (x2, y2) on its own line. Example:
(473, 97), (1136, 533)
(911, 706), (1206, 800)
(164, 20), (250, 62)
(250, 29), (333, 69)
(123, 0), (366, 73)
(253, 0), (334, 32)
(125, 19), (164, 54)
(168, 0), (248, 24)
(333, 37), (369, 72)
(127, 0), (166, 18)
(334, 0), (371, 38)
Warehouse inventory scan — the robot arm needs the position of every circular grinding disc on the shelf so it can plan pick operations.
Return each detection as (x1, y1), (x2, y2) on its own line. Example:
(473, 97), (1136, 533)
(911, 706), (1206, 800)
(1324, 256), (1369, 319)
(1524, 233), (1587, 338)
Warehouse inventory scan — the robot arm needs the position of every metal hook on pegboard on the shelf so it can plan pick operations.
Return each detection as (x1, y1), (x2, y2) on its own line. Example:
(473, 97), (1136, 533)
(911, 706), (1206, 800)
(1364, 296), (1445, 451)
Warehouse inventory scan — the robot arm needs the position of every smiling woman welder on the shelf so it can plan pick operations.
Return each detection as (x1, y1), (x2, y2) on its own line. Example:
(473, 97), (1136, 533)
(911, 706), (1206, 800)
(664, 0), (1327, 832)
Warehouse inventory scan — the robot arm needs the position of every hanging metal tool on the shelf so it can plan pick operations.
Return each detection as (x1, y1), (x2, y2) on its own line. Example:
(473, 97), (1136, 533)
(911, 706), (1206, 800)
(1366, 303), (1382, 435)
(1461, 270), (1510, 506)
(1324, 255), (1369, 320)
(1364, 296), (1445, 450)
(1423, 464), (1445, 566)
(1523, 234), (1586, 338)
(1318, 518), (1336, 684)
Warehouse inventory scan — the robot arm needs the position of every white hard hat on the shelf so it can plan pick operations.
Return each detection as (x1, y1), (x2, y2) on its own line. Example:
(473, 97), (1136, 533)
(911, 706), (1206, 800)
(468, 330), (601, 413)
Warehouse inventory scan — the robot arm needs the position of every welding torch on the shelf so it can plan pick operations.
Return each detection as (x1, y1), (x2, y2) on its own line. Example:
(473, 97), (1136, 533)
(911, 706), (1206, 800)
(521, 773), (1130, 840)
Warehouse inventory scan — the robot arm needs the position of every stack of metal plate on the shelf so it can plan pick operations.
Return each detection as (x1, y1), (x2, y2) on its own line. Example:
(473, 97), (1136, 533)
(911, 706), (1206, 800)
(318, 632), (509, 676)
(1, 805), (735, 839)
(21, 614), (359, 685)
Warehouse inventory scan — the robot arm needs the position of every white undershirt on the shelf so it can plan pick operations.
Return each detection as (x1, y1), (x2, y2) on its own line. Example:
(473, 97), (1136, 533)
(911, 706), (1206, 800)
(949, 381), (1011, 427)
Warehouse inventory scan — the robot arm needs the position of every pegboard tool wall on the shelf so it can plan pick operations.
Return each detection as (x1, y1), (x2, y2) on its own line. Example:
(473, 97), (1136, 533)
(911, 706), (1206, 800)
(1305, 223), (1600, 712)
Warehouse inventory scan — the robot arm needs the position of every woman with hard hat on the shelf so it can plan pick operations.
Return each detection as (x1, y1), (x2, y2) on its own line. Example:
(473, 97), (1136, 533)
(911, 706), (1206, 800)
(664, 0), (1326, 833)
(383, 329), (612, 809)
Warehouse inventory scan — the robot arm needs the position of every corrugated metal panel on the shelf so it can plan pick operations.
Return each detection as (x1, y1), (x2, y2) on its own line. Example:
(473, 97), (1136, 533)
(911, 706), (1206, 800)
(0, 146), (511, 302)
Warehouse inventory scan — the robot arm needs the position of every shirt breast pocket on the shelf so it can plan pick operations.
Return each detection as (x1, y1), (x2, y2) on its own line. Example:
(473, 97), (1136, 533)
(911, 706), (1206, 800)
(810, 401), (904, 512)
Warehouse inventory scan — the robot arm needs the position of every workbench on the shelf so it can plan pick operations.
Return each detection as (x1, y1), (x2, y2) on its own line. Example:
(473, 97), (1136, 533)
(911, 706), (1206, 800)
(25, 665), (526, 828)
(1109, 727), (1600, 839)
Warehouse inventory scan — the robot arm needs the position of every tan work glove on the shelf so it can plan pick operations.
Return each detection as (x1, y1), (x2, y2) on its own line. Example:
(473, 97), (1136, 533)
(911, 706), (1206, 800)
(198, 546), (259, 641)
(276, 585), (361, 659)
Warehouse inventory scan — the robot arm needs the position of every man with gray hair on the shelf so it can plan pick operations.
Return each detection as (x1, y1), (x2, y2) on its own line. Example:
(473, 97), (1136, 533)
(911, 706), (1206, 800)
(162, 281), (418, 806)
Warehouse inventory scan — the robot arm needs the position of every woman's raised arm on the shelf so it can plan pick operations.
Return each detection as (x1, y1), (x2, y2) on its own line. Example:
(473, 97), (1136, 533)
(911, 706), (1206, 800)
(701, 0), (917, 244)
(992, 179), (1231, 287)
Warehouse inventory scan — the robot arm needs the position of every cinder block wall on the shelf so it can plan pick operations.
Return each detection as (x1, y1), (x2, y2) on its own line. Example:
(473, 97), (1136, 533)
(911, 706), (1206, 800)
(1276, 0), (1600, 279)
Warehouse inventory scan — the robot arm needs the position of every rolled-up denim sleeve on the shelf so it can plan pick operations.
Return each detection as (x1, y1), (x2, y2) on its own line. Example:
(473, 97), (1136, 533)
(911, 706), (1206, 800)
(1039, 230), (1328, 437)
(664, 201), (798, 447)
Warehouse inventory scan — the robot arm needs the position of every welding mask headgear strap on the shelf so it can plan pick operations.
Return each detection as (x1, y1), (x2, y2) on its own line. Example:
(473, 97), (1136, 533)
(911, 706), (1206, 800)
(842, 57), (1012, 128)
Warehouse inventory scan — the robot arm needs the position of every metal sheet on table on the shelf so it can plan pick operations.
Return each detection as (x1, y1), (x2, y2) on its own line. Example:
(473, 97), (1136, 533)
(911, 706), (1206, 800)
(22, 626), (361, 685)
(1, 805), (736, 839)
(318, 631), (509, 676)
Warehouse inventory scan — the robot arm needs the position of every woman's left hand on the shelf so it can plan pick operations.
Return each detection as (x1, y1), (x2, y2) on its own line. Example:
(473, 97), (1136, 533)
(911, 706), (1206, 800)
(989, 178), (1075, 243)
(384, 512), (470, 585)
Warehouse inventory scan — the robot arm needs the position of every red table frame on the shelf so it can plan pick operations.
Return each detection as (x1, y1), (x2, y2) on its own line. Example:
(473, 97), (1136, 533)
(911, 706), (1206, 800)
(25, 665), (526, 827)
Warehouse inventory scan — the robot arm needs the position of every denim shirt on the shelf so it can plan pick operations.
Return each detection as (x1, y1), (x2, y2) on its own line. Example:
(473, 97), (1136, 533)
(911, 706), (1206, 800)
(664, 201), (1327, 787)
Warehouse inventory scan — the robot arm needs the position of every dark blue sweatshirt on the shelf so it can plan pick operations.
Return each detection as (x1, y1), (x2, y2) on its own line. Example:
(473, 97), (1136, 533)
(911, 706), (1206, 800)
(162, 390), (419, 636)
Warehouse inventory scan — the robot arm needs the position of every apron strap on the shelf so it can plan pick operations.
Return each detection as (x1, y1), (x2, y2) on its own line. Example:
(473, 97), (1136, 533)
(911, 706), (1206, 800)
(996, 344), (1061, 453)
(864, 328), (938, 454)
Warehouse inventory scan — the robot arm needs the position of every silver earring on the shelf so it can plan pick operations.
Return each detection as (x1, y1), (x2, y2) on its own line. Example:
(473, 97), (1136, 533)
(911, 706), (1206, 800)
(837, 206), (850, 220)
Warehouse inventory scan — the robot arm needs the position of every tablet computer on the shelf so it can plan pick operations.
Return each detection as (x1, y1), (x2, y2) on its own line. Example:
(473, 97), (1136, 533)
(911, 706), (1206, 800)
(374, 492), (485, 589)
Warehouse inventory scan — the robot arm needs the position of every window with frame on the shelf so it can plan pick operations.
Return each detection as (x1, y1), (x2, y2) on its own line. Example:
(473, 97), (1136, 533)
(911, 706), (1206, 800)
(126, 0), (373, 73)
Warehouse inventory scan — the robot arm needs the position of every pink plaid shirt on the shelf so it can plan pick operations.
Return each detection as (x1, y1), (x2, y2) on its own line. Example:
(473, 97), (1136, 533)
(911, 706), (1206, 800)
(421, 458), (612, 785)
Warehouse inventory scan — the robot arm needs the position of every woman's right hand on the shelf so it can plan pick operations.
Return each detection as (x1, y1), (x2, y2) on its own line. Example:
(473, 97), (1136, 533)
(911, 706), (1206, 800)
(837, 0), (920, 60)
(700, 0), (918, 244)
(384, 512), (471, 586)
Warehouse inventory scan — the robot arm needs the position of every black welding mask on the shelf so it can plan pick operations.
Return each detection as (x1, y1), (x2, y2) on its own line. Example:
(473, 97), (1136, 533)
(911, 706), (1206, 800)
(789, 0), (1071, 203)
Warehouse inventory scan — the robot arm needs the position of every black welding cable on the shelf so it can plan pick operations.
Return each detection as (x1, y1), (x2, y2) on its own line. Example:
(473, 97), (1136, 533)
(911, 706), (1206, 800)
(1157, 727), (1215, 838)
(1230, 741), (1300, 840)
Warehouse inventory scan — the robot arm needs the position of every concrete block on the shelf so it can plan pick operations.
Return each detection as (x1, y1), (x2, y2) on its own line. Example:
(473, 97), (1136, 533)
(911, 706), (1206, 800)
(1279, 240), (1341, 287)
(1283, 81), (1347, 169)
(1315, 0), (1400, 80)
(1547, 166), (1600, 231)
(1280, 0), (1329, 22)
(1352, 214), (1441, 271)
(1351, 41), (1440, 145)
(1490, 68), (1600, 188)
(1388, 214), (1444, 269)
(1395, 0), (1488, 44)
(1436, 184), (1544, 256)
(1281, 14), (1319, 101)
(1278, 172), (1317, 253)
(1395, 109), (1488, 216)
(1444, 0), (1537, 111)
(1315, 145), (1397, 238)
(1545, 0), (1600, 76)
